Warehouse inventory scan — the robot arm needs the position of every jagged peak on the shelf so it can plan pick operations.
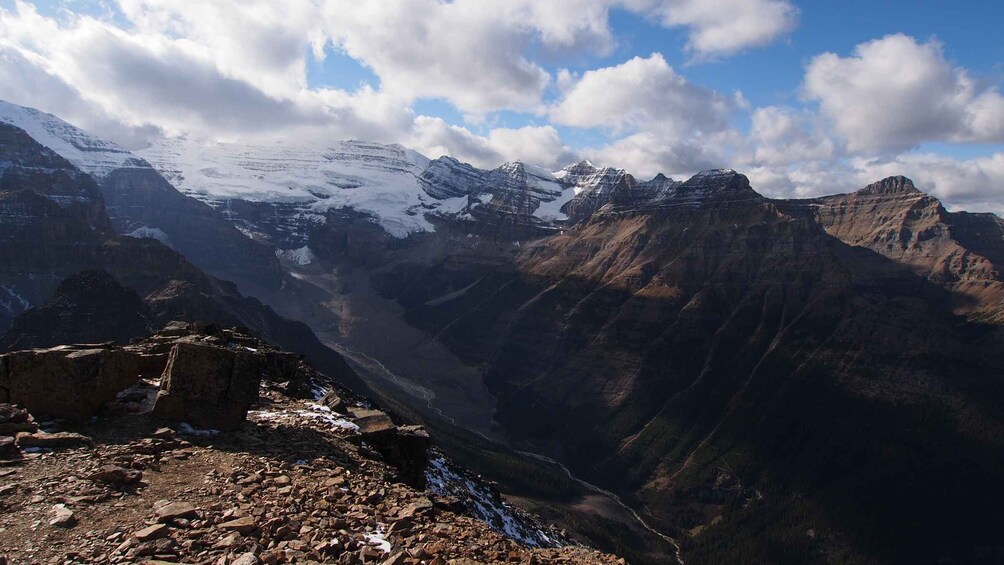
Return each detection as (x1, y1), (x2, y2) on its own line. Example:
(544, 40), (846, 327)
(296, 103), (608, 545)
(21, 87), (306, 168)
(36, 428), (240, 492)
(856, 175), (921, 196)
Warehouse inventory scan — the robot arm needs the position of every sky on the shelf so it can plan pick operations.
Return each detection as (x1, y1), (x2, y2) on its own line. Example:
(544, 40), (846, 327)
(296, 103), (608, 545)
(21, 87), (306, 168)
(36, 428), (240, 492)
(0, 0), (1002, 213)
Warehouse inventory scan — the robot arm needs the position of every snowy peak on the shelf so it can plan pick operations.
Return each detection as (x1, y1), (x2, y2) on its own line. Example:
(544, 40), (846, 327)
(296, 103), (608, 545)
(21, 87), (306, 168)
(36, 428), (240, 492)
(0, 100), (150, 178)
(418, 156), (484, 199)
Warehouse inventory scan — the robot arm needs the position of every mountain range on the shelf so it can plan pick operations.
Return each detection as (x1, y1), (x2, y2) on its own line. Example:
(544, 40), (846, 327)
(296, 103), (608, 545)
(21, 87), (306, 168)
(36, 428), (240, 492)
(1, 99), (1002, 564)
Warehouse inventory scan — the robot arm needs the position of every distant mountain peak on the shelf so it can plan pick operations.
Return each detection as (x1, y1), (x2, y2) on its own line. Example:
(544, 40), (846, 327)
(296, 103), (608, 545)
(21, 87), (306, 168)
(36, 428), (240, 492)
(857, 175), (921, 196)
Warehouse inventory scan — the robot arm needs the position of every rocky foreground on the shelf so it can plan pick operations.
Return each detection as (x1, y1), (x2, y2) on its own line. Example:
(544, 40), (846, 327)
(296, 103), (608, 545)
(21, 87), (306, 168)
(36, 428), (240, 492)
(0, 323), (621, 565)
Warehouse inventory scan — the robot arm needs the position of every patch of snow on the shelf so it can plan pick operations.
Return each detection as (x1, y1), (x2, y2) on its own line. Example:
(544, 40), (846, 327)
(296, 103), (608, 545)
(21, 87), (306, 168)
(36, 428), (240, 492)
(299, 403), (359, 431)
(310, 382), (329, 400)
(425, 455), (558, 547)
(125, 226), (172, 246)
(178, 422), (220, 436)
(276, 245), (314, 266)
(364, 529), (392, 554)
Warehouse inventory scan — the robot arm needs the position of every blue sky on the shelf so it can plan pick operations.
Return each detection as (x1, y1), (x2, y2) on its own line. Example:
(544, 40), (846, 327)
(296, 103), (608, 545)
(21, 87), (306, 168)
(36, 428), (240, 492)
(0, 0), (1001, 212)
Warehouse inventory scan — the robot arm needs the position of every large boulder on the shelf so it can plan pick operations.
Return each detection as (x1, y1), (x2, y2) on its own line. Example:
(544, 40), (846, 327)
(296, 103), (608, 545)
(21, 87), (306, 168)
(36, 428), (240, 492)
(0, 346), (151, 420)
(152, 342), (262, 431)
(348, 407), (431, 488)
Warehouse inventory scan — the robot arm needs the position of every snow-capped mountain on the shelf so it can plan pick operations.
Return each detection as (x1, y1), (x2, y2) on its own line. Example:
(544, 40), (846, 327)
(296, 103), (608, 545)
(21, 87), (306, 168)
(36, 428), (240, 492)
(0, 101), (150, 178)
(0, 100), (284, 295)
(0, 99), (745, 258)
(138, 137), (467, 238)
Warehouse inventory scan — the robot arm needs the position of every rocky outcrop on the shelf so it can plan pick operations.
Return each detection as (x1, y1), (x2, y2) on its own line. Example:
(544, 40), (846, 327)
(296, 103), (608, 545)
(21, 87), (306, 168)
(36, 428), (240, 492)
(0, 321), (619, 564)
(346, 406), (431, 488)
(152, 337), (302, 432)
(0, 346), (162, 421)
(152, 342), (262, 431)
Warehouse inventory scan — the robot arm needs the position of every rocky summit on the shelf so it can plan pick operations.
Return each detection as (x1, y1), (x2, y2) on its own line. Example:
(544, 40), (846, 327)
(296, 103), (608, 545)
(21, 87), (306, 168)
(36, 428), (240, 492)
(0, 322), (621, 564)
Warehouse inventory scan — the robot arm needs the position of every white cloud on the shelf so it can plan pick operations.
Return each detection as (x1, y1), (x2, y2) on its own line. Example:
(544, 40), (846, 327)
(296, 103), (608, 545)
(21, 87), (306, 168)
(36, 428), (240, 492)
(636, 0), (798, 59)
(588, 132), (728, 179)
(0, 2), (998, 217)
(745, 152), (1004, 216)
(410, 117), (578, 170)
(804, 34), (1004, 153)
(550, 53), (735, 136)
(745, 105), (836, 166)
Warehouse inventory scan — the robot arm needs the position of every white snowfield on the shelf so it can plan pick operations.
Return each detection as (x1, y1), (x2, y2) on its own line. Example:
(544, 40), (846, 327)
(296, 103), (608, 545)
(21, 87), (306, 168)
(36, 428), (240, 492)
(138, 137), (465, 238)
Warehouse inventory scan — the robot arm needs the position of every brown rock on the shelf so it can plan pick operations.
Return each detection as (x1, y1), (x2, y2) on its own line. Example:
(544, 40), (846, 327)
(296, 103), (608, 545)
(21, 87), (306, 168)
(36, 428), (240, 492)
(349, 408), (396, 436)
(218, 516), (257, 534)
(151, 427), (176, 440)
(231, 553), (260, 565)
(380, 552), (408, 565)
(151, 342), (262, 431)
(0, 403), (29, 424)
(0, 347), (148, 421)
(49, 504), (76, 528)
(88, 465), (143, 485)
(0, 436), (18, 459)
(16, 431), (94, 449)
(133, 523), (169, 542)
(0, 421), (37, 435)
(155, 501), (199, 522)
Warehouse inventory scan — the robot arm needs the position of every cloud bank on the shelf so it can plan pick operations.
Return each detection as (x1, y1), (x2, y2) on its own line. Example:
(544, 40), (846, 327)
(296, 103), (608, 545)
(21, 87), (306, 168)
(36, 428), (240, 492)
(0, 1), (1000, 214)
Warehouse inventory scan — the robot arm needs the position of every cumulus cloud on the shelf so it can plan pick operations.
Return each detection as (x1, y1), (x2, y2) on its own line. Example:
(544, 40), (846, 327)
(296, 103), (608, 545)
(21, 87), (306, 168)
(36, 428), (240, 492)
(804, 34), (1004, 153)
(410, 117), (578, 170)
(636, 0), (799, 59)
(745, 105), (836, 166)
(745, 153), (1004, 216)
(551, 53), (735, 136)
(0, 2), (998, 216)
(587, 132), (727, 179)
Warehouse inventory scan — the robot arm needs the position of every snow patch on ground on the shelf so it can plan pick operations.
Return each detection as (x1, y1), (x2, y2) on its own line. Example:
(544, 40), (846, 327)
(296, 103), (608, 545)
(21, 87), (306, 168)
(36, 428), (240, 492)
(364, 529), (391, 554)
(178, 423), (220, 436)
(425, 455), (558, 548)
(299, 403), (359, 431)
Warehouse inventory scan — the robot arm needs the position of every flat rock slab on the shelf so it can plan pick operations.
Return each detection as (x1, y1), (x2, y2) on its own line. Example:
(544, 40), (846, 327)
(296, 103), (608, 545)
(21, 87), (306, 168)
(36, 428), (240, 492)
(16, 431), (94, 449)
(154, 501), (199, 522)
(218, 516), (257, 534)
(133, 523), (169, 542)
(87, 465), (143, 485)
